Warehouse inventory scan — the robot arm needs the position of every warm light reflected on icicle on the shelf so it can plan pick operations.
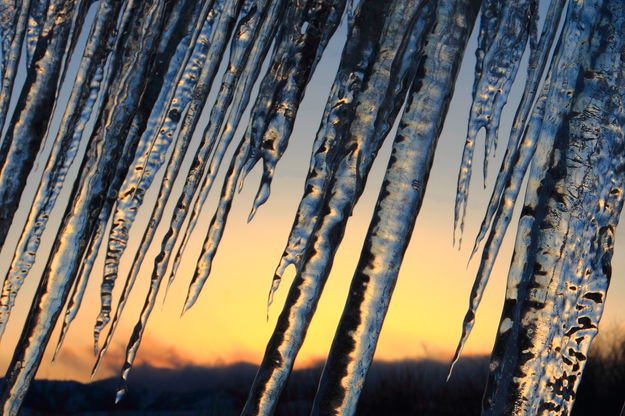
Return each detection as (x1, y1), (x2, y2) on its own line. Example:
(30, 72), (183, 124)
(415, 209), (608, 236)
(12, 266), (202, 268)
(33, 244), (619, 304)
(483, 1), (625, 413)
(312, 0), (478, 412)
(53, 208), (109, 360)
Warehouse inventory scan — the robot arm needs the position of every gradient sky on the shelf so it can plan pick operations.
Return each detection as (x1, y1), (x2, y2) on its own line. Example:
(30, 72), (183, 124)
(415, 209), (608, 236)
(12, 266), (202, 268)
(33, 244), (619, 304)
(1, 4), (625, 384)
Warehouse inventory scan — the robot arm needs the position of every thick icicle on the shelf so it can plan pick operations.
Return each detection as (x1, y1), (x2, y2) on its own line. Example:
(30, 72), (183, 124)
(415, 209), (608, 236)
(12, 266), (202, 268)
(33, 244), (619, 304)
(91, 0), (246, 372)
(0, 0), (77, 252)
(94, 0), (214, 348)
(449, 0), (598, 377)
(112, 0), (287, 399)
(0, 0), (123, 342)
(0, 0), (174, 412)
(311, 0), (479, 412)
(482, 1), (625, 414)
(241, 0), (435, 413)
(453, 0), (537, 245)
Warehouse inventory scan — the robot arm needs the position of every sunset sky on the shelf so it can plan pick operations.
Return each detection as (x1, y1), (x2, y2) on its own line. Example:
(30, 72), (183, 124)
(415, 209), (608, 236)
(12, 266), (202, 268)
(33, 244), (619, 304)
(1, 6), (625, 384)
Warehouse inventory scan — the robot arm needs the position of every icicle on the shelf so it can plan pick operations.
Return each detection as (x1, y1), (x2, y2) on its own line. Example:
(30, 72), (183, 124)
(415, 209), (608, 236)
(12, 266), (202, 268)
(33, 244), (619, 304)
(242, 0), (436, 413)
(25, 0), (50, 66)
(449, 0), (596, 378)
(482, 1), (625, 414)
(92, 0), (245, 371)
(0, 0), (30, 143)
(53, 207), (110, 360)
(453, 0), (537, 246)
(0, 0), (174, 412)
(448, 88), (548, 377)
(0, 0), (77, 252)
(311, 0), (478, 413)
(112, 0), (287, 399)
(94, 0), (215, 348)
(0, 0), (123, 342)
(115, 138), (252, 403)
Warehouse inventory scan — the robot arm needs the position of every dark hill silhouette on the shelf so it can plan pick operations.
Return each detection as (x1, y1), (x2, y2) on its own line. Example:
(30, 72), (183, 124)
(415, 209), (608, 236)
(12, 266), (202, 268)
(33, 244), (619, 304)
(11, 337), (625, 416)
(8, 328), (624, 415)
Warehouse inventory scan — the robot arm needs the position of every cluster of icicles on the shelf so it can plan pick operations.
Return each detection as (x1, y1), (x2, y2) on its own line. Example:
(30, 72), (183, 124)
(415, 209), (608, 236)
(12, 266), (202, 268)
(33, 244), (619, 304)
(0, 0), (623, 414)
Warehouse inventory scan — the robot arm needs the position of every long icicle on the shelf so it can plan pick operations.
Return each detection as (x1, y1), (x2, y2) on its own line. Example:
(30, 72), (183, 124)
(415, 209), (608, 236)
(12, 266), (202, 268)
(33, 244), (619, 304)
(110, 0), (287, 400)
(448, 85), (549, 377)
(311, 0), (479, 412)
(0, 0), (76, 251)
(453, 0), (538, 246)
(482, 1), (625, 413)
(91, 0), (246, 373)
(94, 0), (213, 349)
(0, 0), (174, 412)
(0, 0), (123, 342)
(241, 0), (436, 412)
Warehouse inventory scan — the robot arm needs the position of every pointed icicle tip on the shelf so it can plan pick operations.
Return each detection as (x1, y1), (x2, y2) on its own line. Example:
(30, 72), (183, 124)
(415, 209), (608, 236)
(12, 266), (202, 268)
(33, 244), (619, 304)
(247, 205), (258, 223)
(181, 295), (196, 316)
(249, 178), (272, 223)
(115, 387), (127, 404)
(447, 341), (465, 382)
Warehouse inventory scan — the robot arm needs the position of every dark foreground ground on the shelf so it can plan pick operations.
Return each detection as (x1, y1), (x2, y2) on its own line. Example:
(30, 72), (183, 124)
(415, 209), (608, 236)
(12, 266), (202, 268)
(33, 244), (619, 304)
(7, 329), (625, 415)
(11, 343), (625, 416)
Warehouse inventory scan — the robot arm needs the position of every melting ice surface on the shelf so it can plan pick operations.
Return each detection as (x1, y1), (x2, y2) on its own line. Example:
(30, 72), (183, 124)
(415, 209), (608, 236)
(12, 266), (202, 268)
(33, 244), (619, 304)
(0, 0), (624, 415)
